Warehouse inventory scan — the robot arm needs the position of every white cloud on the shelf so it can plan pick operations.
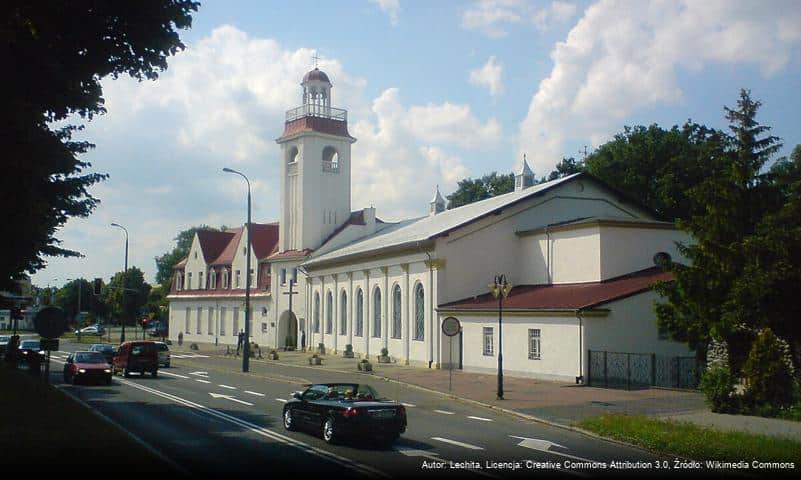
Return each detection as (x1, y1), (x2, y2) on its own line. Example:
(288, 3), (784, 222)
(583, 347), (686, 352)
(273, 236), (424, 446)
(518, 0), (801, 175)
(370, 0), (400, 26)
(462, 0), (576, 37)
(469, 56), (504, 96)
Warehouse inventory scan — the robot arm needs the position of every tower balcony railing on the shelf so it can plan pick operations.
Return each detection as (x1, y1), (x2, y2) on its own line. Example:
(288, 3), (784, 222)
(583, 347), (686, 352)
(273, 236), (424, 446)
(286, 104), (347, 123)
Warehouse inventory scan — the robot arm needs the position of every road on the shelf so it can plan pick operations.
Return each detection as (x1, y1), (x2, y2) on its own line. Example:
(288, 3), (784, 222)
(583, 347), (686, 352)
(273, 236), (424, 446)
(47, 340), (663, 478)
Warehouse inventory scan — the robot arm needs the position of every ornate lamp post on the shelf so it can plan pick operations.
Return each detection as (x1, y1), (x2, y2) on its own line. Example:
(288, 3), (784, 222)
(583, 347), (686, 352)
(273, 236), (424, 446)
(489, 274), (512, 400)
(223, 167), (252, 373)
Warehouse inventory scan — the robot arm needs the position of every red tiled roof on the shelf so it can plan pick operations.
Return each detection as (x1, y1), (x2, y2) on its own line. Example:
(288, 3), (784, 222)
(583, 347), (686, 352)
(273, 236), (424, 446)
(278, 116), (354, 141)
(197, 230), (236, 263)
(173, 257), (188, 269)
(209, 227), (243, 266)
(439, 267), (673, 311)
(250, 223), (280, 260)
(268, 249), (312, 261)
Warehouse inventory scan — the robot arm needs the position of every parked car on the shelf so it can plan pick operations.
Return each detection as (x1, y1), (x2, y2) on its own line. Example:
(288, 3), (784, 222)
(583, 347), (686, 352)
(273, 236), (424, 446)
(75, 324), (105, 336)
(63, 351), (112, 385)
(88, 343), (116, 363)
(147, 321), (168, 337)
(112, 341), (159, 378)
(154, 341), (171, 367)
(282, 383), (407, 445)
(0, 335), (10, 355)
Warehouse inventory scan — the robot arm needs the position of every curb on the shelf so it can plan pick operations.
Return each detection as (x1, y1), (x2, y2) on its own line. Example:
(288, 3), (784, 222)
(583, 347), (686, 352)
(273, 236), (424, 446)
(56, 384), (190, 476)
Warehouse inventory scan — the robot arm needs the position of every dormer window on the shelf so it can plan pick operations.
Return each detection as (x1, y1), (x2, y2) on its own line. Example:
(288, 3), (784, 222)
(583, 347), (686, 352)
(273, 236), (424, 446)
(187, 272), (193, 289)
(199, 271), (204, 290)
(210, 269), (217, 289)
(235, 270), (241, 288)
(222, 269), (229, 289)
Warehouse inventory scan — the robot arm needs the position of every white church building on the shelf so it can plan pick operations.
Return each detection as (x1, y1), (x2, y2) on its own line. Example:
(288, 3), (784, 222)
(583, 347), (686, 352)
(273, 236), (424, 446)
(167, 68), (693, 382)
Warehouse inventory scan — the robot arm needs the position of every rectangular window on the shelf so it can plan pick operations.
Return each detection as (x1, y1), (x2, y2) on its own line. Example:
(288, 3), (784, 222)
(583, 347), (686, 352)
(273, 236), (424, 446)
(208, 307), (214, 334)
(292, 268), (297, 283)
(483, 327), (494, 356)
(528, 329), (541, 360)
(187, 272), (193, 290)
(235, 270), (241, 288)
(223, 270), (229, 289)
(196, 307), (202, 334)
(199, 271), (204, 289)
(233, 307), (240, 334)
(220, 307), (226, 335)
(281, 268), (286, 285)
(210, 271), (216, 289)
(185, 307), (190, 333)
(249, 268), (255, 287)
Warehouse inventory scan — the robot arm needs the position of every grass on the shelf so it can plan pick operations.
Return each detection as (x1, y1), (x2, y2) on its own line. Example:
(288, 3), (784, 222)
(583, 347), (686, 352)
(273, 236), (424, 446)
(577, 414), (801, 463)
(0, 362), (177, 471)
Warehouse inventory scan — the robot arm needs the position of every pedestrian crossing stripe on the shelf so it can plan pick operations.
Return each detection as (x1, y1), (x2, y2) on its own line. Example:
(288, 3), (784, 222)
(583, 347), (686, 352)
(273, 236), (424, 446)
(171, 354), (210, 358)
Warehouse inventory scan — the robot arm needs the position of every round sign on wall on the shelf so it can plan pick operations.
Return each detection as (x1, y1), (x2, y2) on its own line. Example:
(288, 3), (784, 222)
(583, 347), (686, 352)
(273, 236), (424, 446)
(33, 306), (67, 339)
(441, 316), (461, 337)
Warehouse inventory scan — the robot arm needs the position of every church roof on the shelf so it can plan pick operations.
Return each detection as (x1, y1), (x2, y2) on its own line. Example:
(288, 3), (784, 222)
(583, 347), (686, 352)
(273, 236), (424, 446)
(439, 267), (672, 312)
(197, 230), (236, 263)
(302, 68), (331, 84)
(278, 115), (355, 142)
(303, 173), (584, 268)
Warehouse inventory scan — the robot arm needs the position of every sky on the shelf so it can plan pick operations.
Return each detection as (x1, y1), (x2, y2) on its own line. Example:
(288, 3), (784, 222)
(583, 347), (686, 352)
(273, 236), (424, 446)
(31, 0), (801, 288)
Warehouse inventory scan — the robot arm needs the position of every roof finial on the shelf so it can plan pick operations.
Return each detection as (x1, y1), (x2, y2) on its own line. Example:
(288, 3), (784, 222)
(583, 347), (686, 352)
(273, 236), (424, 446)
(312, 51), (320, 69)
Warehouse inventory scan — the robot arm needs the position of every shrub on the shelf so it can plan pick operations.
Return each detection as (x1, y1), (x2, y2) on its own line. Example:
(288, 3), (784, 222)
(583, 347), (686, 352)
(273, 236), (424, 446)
(189, 343), (199, 351)
(345, 344), (353, 352)
(380, 347), (389, 357)
(699, 364), (738, 413)
(742, 328), (796, 411)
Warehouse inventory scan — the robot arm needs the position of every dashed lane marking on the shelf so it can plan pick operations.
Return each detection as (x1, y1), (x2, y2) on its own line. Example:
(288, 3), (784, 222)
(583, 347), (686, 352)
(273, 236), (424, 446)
(467, 416), (493, 422)
(275, 398), (288, 403)
(401, 402), (416, 407)
(244, 391), (265, 397)
(159, 371), (190, 379)
(218, 384), (237, 390)
(434, 409), (455, 415)
(431, 437), (484, 450)
(195, 379), (211, 384)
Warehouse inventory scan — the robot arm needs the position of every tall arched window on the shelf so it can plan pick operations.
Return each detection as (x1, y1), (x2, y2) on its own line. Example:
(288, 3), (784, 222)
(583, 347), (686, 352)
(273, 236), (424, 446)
(355, 289), (363, 337)
(414, 283), (425, 341)
(340, 291), (347, 336)
(373, 287), (382, 338)
(392, 284), (402, 339)
(313, 292), (320, 333)
(326, 291), (333, 334)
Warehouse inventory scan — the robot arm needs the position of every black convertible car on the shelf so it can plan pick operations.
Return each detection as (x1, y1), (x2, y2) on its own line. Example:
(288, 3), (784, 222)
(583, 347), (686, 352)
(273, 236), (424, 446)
(282, 383), (407, 445)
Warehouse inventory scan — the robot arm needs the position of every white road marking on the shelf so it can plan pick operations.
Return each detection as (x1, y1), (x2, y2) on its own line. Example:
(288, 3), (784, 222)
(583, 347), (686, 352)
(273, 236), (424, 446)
(401, 402), (416, 407)
(189, 371), (209, 377)
(244, 391), (265, 397)
(275, 398), (288, 403)
(218, 384), (236, 390)
(431, 437), (484, 450)
(467, 415), (493, 422)
(510, 435), (596, 463)
(209, 392), (253, 406)
(118, 379), (388, 478)
(395, 446), (440, 460)
(434, 409), (455, 415)
(159, 371), (190, 379)
(195, 379), (211, 384)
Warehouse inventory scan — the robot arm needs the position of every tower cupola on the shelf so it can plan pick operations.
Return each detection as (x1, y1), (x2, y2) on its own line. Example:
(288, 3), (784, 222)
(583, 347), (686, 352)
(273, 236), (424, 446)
(515, 154), (535, 191)
(430, 185), (446, 215)
(301, 68), (332, 113)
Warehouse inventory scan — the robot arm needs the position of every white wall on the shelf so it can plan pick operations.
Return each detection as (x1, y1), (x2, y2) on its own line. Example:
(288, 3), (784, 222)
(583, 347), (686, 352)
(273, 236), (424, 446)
(600, 226), (689, 280)
(231, 226), (260, 289)
(184, 234), (207, 290)
(168, 295), (273, 347)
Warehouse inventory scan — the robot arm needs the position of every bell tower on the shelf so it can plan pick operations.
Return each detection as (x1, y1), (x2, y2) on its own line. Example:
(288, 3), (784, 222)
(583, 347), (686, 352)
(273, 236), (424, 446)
(277, 68), (356, 252)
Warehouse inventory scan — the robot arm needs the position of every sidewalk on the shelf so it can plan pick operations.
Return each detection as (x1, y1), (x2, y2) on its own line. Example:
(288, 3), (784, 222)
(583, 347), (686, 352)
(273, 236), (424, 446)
(166, 340), (801, 441)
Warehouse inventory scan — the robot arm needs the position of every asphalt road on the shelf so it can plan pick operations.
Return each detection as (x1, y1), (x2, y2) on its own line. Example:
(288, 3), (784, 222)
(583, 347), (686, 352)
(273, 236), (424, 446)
(47, 341), (666, 478)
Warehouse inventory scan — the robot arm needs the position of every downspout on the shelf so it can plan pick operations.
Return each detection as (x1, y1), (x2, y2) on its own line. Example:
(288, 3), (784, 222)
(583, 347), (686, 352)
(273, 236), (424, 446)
(546, 226), (551, 284)
(576, 308), (584, 385)
(417, 241), (434, 369)
(297, 264), (311, 350)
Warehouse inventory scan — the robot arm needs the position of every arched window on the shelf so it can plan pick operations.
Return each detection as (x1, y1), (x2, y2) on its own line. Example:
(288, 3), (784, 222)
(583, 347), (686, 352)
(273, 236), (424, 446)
(313, 292), (320, 333)
(392, 284), (402, 339)
(414, 283), (425, 341)
(322, 146), (339, 173)
(373, 287), (382, 338)
(287, 145), (299, 163)
(355, 289), (363, 337)
(340, 291), (347, 336)
(326, 291), (333, 334)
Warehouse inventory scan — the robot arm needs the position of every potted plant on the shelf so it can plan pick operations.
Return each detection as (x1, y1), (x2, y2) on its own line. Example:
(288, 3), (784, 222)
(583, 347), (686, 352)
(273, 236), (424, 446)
(358, 358), (373, 372)
(378, 347), (391, 363)
(268, 349), (279, 360)
(189, 343), (199, 351)
(343, 344), (354, 358)
(317, 343), (326, 355)
(309, 353), (323, 365)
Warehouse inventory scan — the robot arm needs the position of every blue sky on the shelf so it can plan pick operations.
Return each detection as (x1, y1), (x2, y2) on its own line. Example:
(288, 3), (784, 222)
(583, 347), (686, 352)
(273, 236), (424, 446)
(33, 0), (801, 288)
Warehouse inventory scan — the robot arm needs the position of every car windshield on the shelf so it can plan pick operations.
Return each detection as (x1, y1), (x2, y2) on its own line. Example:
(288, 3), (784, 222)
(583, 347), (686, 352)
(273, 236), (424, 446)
(20, 341), (40, 349)
(156, 343), (168, 351)
(91, 344), (113, 352)
(0, 336), (10, 342)
(75, 352), (106, 363)
(310, 384), (381, 401)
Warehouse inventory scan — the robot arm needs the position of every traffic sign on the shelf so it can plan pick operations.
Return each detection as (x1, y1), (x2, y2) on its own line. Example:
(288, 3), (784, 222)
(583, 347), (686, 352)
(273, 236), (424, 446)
(441, 316), (461, 337)
(33, 306), (67, 339)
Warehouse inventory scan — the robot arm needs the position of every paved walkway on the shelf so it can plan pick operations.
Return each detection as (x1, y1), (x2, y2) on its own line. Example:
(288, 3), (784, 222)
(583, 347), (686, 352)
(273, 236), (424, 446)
(166, 340), (801, 441)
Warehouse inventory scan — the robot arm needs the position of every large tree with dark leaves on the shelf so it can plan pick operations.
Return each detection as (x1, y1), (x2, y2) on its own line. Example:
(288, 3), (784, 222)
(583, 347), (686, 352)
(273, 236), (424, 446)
(655, 90), (794, 366)
(446, 172), (514, 209)
(154, 225), (227, 291)
(1, 1), (199, 290)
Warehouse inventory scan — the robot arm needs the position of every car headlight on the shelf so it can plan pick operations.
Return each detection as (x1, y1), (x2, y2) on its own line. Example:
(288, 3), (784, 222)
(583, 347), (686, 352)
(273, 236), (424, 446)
(104, 369), (111, 373)
(78, 369), (86, 373)
(22, 351), (28, 355)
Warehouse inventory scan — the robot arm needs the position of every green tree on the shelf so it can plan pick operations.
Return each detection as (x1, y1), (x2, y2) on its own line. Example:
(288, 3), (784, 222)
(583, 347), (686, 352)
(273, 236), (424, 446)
(103, 267), (151, 327)
(154, 225), (227, 291)
(542, 157), (585, 182)
(585, 122), (729, 221)
(656, 89), (789, 364)
(1, 1), (199, 291)
(54, 278), (107, 325)
(446, 172), (514, 209)
(146, 286), (169, 323)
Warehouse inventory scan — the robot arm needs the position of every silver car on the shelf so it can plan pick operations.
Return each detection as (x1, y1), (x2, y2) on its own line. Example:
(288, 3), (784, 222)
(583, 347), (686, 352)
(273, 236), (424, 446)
(155, 341), (171, 367)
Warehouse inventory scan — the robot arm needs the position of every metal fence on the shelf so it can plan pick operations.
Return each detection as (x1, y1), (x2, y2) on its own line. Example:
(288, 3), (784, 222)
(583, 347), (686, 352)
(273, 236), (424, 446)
(587, 350), (701, 390)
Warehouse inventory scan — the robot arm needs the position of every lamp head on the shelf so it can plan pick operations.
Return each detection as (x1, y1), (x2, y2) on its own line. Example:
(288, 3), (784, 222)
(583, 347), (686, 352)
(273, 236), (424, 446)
(222, 167), (234, 173)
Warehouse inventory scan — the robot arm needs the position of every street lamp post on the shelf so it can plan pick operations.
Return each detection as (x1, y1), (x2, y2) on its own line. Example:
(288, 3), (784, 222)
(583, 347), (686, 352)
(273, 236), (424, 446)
(111, 223), (129, 343)
(223, 167), (252, 373)
(489, 274), (512, 400)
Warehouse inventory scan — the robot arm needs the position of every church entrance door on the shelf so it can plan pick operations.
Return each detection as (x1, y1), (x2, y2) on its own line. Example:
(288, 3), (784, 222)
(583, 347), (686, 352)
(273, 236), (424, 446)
(279, 311), (298, 350)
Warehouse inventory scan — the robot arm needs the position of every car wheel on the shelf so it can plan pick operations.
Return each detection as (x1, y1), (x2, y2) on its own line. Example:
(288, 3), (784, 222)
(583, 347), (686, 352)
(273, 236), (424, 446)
(151, 370), (158, 378)
(283, 408), (297, 431)
(322, 416), (338, 444)
(165, 361), (170, 368)
(123, 367), (130, 378)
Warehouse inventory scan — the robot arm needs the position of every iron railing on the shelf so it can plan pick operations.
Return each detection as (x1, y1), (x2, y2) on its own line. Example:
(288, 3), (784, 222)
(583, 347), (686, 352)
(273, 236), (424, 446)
(286, 105), (347, 122)
(588, 350), (701, 390)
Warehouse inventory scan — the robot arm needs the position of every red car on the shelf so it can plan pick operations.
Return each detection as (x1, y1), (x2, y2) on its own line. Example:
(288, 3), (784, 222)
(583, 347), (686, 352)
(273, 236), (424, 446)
(112, 341), (159, 377)
(63, 351), (112, 385)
